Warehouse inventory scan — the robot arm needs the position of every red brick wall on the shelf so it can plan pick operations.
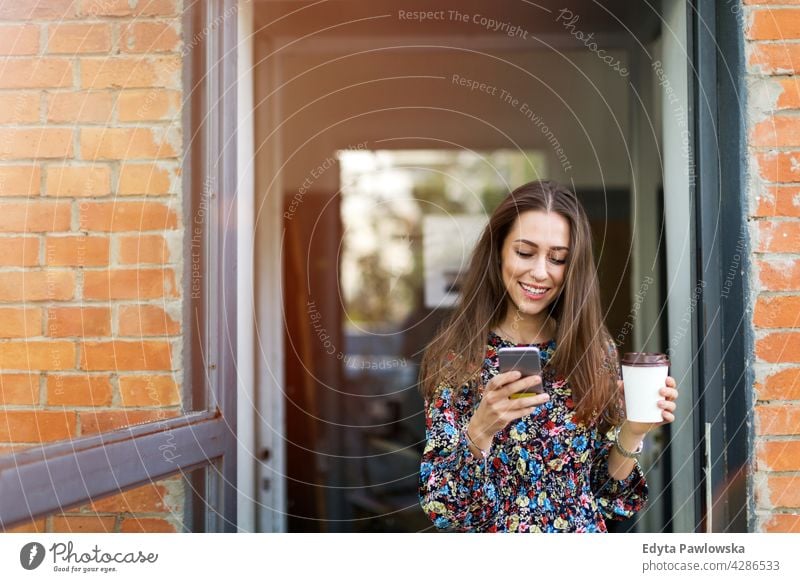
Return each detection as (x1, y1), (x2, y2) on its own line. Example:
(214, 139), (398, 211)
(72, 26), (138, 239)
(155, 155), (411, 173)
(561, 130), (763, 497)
(0, 0), (185, 533)
(746, 0), (800, 533)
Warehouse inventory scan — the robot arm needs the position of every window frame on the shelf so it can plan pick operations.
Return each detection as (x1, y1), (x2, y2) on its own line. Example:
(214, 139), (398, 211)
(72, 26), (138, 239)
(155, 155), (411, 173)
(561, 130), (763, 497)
(0, 0), (239, 533)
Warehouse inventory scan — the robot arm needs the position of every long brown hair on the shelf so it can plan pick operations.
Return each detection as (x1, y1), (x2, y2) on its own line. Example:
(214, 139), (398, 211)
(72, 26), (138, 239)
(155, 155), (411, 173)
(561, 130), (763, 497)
(419, 180), (621, 431)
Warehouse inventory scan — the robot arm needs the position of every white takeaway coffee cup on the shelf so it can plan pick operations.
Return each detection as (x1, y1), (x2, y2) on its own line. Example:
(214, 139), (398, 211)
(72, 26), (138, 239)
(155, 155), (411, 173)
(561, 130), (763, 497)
(621, 352), (670, 423)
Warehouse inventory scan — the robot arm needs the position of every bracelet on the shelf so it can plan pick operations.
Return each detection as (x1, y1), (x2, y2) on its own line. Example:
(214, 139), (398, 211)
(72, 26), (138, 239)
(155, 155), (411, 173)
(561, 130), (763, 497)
(465, 426), (490, 473)
(613, 424), (644, 459)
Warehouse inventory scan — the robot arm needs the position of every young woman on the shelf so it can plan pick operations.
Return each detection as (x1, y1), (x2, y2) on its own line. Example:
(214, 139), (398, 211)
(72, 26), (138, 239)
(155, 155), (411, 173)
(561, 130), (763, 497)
(418, 180), (679, 533)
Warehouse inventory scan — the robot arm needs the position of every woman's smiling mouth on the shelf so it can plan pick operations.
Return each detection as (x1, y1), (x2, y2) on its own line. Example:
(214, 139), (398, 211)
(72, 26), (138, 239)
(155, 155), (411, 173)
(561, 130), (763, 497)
(519, 281), (550, 299)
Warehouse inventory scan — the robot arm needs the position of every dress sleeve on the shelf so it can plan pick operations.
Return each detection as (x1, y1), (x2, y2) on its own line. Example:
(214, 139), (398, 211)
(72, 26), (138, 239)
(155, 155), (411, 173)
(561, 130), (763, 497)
(590, 339), (648, 521)
(418, 383), (502, 531)
(590, 426), (648, 521)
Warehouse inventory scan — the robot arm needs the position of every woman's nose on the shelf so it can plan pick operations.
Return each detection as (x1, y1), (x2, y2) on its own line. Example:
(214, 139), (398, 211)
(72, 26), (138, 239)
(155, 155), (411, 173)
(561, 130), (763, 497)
(530, 256), (548, 281)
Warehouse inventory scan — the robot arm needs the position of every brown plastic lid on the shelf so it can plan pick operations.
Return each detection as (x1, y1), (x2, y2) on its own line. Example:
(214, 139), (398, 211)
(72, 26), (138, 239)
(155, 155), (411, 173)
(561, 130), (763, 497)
(621, 352), (669, 367)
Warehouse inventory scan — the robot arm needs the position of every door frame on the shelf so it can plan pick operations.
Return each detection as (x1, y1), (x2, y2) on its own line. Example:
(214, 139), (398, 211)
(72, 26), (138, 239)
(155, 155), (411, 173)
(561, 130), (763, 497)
(690, 0), (750, 533)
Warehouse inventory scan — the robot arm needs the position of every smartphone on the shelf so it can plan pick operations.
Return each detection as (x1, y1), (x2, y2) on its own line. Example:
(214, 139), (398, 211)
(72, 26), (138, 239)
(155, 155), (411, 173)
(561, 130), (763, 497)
(498, 346), (543, 398)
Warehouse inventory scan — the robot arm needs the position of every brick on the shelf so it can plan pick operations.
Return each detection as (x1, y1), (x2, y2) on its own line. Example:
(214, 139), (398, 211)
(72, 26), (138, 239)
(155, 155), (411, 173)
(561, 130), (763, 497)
(79, 201), (178, 231)
(1, 518), (47, 533)
(0, 0), (78, 20)
(0, 201), (71, 232)
(0, 374), (39, 405)
(0, 271), (74, 301)
(82, 0), (137, 17)
(0, 93), (39, 124)
(46, 165), (111, 198)
(91, 482), (170, 512)
(752, 115), (800, 147)
(81, 56), (181, 89)
(765, 476), (800, 508)
(777, 78), (800, 109)
(0, 341), (75, 371)
(758, 258), (800, 291)
(81, 0), (180, 17)
(118, 304), (180, 336)
(756, 152), (800, 182)
(756, 366), (800, 400)
(79, 340), (173, 371)
(117, 163), (176, 195)
(44, 235), (108, 267)
(756, 332), (800, 363)
(51, 515), (116, 533)
(757, 404), (800, 435)
(0, 25), (39, 56)
(0, 237), (39, 266)
(750, 43), (800, 75)
(119, 374), (179, 406)
(0, 165), (40, 196)
(758, 440), (800, 471)
(754, 186), (800, 218)
(47, 374), (112, 406)
(119, 234), (169, 264)
(762, 513), (800, 533)
(83, 269), (178, 300)
(80, 127), (178, 161)
(120, 517), (176, 533)
(80, 408), (180, 434)
(754, 295), (800, 327)
(0, 128), (73, 160)
(0, 59), (72, 89)
(48, 23), (111, 54)
(47, 91), (113, 123)
(120, 22), (180, 53)
(0, 410), (77, 442)
(756, 221), (800, 253)
(133, 0), (182, 16)
(0, 307), (42, 338)
(748, 9), (800, 40)
(118, 89), (180, 122)
(46, 306), (111, 337)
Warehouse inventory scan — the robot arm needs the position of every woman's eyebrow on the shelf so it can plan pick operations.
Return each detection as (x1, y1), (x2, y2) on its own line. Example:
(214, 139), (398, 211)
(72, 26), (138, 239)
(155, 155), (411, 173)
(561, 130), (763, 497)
(514, 238), (570, 252)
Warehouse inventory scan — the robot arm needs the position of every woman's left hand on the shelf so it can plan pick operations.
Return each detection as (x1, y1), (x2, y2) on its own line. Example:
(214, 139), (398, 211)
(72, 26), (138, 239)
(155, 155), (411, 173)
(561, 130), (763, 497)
(620, 376), (679, 437)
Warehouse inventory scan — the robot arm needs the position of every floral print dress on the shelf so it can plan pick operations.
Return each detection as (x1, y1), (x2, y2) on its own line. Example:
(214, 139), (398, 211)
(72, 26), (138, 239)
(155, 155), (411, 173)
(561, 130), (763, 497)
(418, 330), (647, 532)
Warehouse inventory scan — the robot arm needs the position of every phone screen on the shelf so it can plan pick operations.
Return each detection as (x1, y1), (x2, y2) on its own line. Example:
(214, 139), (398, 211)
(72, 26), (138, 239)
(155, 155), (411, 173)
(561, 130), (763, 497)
(498, 347), (543, 397)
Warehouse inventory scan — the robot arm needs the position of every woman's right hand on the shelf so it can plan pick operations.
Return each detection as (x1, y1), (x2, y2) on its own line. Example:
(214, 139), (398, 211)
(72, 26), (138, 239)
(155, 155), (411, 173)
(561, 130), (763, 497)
(466, 371), (550, 451)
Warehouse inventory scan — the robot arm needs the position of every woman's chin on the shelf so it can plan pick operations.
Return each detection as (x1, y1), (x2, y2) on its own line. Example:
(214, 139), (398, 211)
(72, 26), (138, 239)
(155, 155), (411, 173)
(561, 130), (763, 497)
(516, 298), (550, 313)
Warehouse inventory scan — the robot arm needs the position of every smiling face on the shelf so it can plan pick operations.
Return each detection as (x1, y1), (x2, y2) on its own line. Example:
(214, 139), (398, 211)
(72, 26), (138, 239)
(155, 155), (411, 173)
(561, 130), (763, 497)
(499, 210), (571, 319)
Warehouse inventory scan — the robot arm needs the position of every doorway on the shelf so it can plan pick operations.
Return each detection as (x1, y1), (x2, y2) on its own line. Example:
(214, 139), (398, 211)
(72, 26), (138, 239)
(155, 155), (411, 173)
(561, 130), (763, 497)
(247, 0), (690, 532)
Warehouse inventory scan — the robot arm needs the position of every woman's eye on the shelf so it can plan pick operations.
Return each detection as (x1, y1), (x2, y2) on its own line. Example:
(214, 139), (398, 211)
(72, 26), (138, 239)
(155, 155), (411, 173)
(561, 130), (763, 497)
(515, 250), (566, 264)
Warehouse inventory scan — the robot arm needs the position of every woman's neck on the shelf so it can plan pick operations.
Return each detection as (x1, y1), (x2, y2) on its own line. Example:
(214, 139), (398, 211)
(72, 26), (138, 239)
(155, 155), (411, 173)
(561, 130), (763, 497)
(495, 311), (555, 344)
